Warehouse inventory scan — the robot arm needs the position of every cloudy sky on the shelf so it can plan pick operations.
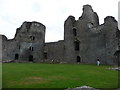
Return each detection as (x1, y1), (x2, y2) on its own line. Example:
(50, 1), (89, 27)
(0, 0), (119, 42)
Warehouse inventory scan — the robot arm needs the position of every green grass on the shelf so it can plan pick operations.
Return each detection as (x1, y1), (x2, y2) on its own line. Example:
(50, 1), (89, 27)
(0, 63), (2, 89)
(2, 63), (118, 89)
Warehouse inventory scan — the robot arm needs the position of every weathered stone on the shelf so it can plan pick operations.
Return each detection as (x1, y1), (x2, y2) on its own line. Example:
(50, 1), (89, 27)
(2, 21), (46, 62)
(1, 4), (120, 65)
(63, 4), (119, 65)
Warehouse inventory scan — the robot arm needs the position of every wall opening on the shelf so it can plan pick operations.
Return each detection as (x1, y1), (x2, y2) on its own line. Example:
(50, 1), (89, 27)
(29, 47), (34, 51)
(15, 53), (19, 60)
(29, 55), (33, 62)
(77, 56), (81, 62)
(74, 40), (80, 51)
(32, 36), (35, 40)
(73, 28), (77, 36)
(30, 36), (35, 41)
(114, 50), (120, 65)
(44, 52), (47, 59)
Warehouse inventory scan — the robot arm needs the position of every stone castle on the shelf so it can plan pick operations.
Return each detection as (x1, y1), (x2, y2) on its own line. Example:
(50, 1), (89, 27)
(1, 5), (120, 65)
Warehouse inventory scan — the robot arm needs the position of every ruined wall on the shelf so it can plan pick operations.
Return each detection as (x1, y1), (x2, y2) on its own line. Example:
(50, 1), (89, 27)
(101, 17), (119, 65)
(44, 40), (64, 63)
(1, 35), (9, 61)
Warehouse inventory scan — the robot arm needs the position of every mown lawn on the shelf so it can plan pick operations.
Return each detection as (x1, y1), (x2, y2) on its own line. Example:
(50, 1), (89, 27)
(2, 63), (118, 89)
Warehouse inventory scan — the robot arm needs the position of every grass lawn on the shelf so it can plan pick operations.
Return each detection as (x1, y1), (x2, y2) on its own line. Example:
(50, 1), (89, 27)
(2, 63), (119, 89)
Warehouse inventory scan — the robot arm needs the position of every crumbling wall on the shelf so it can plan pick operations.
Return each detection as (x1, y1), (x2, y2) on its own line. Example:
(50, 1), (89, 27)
(44, 40), (64, 63)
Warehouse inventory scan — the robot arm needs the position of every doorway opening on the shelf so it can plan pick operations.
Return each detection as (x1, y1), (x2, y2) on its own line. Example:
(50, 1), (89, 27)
(29, 55), (33, 62)
(15, 53), (19, 60)
(77, 56), (81, 62)
(44, 52), (47, 59)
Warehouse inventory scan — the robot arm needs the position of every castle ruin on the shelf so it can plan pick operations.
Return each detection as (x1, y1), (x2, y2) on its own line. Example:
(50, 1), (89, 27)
(1, 5), (120, 65)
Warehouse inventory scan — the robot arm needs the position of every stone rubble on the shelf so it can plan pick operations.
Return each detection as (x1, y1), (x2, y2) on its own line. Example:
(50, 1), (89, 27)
(108, 67), (120, 71)
(65, 86), (99, 90)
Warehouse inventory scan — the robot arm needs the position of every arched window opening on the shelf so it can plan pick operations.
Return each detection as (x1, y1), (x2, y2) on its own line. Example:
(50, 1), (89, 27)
(77, 56), (81, 62)
(15, 53), (19, 60)
(29, 55), (33, 62)
(74, 40), (80, 51)
(73, 28), (77, 36)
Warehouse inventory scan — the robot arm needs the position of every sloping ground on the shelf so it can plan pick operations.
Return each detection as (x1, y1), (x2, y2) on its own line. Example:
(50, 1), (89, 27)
(2, 63), (119, 89)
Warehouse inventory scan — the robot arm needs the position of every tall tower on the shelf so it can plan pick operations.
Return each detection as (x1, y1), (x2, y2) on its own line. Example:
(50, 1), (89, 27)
(64, 16), (80, 63)
(13, 21), (46, 62)
(64, 4), (100, 63)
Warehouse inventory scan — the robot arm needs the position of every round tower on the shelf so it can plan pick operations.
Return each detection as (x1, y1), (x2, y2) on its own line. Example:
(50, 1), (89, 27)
(14, 21), (46, 62)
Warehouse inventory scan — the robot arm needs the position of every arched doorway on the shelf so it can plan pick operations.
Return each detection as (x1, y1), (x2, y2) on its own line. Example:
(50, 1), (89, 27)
(29, 55), (33, 62)
(77, 56), (81, 62)
(15, 53), (19, 60)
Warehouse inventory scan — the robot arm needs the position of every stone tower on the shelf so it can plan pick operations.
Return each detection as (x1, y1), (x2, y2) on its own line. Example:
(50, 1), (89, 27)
(2, 21), (46, 62)
(64, 4), (99, 63)
(64, 16), (78, 63)
(64, 4), (119, 65)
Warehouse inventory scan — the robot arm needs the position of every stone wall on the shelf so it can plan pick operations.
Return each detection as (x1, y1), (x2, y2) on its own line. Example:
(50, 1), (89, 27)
(44, 40), (64, 63)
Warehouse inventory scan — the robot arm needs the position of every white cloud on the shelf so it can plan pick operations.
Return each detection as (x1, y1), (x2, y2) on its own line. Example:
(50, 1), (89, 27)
(0, 0), (119, 42)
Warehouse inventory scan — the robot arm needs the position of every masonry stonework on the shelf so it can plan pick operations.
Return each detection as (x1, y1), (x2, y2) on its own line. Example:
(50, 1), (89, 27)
(1, 5), (120, 65)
